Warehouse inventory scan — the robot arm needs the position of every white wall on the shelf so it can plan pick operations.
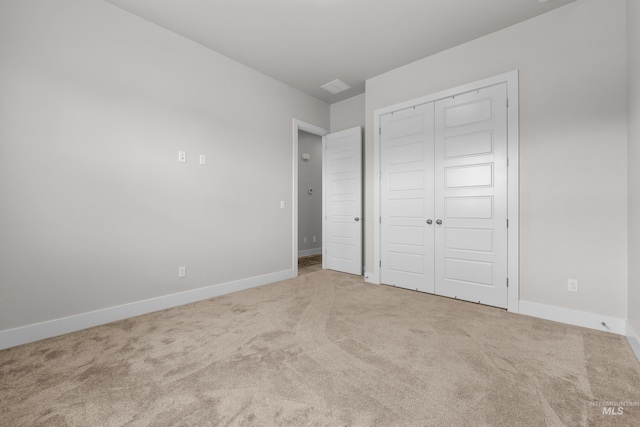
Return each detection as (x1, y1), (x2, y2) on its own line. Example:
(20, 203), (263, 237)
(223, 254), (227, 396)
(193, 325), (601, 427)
(629, 0), (640, 337)
(366, 0), (628, 318)
(330, 94), (365, 133)
(297, 131), (323, 256)
(0, 0), (329, 332)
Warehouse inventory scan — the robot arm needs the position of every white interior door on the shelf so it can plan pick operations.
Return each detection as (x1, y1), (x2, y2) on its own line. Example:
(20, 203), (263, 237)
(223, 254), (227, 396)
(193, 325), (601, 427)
(324, 127), (362, 275)
(434, 84), (509, 308)
(380, 104), (435, 292)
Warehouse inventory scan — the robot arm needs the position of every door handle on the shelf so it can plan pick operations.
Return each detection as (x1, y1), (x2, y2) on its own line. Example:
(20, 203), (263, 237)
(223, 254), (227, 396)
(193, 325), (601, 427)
(354, 217), (360, 222)
(426, 219), (433, 225)
(436, 219), (442, 225)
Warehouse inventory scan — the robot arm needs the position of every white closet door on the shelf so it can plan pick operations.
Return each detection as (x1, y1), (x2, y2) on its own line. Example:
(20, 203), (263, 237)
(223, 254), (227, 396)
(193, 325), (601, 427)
(380, 104), (435, 292)
(324, 127), (362, 276)
(434, 84), (508, 308)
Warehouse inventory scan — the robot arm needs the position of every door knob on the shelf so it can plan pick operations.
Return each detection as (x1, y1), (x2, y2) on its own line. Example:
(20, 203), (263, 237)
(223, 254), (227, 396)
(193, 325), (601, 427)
(426, 219), (433, 224)
(436, 219), (442, 225)
(354, 217), (360, 222)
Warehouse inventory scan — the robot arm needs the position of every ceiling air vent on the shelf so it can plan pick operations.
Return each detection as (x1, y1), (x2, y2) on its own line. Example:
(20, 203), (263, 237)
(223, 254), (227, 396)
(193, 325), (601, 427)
(321, 79), (351, 95)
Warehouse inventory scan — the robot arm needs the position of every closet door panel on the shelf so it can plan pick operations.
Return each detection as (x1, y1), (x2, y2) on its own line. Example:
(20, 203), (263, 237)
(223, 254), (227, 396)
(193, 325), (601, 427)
(380, 104), (434, 293)
(434, 84), (509, 308)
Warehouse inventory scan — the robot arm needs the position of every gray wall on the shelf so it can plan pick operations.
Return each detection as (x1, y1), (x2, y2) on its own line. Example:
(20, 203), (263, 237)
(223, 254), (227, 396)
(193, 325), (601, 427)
(0, 0), (329, 331)
(298, 131), (323, 256)
(629, 0), (640, 336)
(366, 0), (628, 318)
(330, 94), (365, 133)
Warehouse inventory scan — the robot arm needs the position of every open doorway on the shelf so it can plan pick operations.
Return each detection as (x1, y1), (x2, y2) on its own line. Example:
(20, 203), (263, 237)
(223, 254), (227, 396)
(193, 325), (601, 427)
(297, 130), (323, 275)
(292, 120), (329, 277)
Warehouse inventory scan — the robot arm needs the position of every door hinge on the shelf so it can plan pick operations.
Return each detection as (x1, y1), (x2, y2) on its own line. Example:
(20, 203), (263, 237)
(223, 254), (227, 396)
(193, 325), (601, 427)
(506, 278), (509, 288)
(379, 217), (381, 224)
(506, 219), (509, 228)
(506, 98), (509, 107)
(379, 260), (382, 267)
(507, 157), (509, 167)
(379, 127), (382, 135)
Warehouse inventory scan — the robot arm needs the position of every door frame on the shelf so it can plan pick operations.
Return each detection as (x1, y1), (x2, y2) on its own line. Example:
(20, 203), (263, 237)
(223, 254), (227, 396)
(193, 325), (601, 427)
(292, 119), (329, 277)
(370, 70), (520, 313)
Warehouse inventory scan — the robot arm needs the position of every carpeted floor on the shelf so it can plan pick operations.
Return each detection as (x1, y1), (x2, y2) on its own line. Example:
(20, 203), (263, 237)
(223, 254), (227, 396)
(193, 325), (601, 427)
(1, 270), (639, 426)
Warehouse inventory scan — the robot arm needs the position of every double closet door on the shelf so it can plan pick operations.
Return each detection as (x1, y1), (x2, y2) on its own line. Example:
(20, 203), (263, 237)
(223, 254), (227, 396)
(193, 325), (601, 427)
(380, 83), (508, 309)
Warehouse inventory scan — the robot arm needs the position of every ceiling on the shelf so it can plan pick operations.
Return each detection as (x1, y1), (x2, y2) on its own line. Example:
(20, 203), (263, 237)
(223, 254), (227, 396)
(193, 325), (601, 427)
(105, 0), (578, 104)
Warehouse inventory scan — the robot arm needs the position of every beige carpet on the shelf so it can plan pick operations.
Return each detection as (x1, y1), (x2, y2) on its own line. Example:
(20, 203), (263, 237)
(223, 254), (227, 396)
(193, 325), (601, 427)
(1, 270), (639, 426)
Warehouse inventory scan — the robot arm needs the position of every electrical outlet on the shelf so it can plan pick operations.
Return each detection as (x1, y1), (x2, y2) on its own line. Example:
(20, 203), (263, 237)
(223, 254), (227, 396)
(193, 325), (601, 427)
(280, 201), (285, 209)
(199, 154), (207, 165)
(568, 279), (578, 293)
(312, 236), (316, 243)
(179, 266), (186, 278)
(303, 237), (307, 243)
(178, 151), (186, 162)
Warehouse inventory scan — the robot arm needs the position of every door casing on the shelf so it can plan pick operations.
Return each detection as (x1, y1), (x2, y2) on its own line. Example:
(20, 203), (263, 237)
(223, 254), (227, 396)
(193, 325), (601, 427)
(371, 70), (520, 313)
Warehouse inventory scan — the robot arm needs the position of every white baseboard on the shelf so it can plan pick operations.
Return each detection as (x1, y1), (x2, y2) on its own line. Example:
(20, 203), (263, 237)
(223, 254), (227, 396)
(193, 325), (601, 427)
(519, 300), (626, 335)
(626, 321), (640, 363)
(298, 248), (322, 258)
(0, 269), (295, 351)
(627, 320), (640, 342)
